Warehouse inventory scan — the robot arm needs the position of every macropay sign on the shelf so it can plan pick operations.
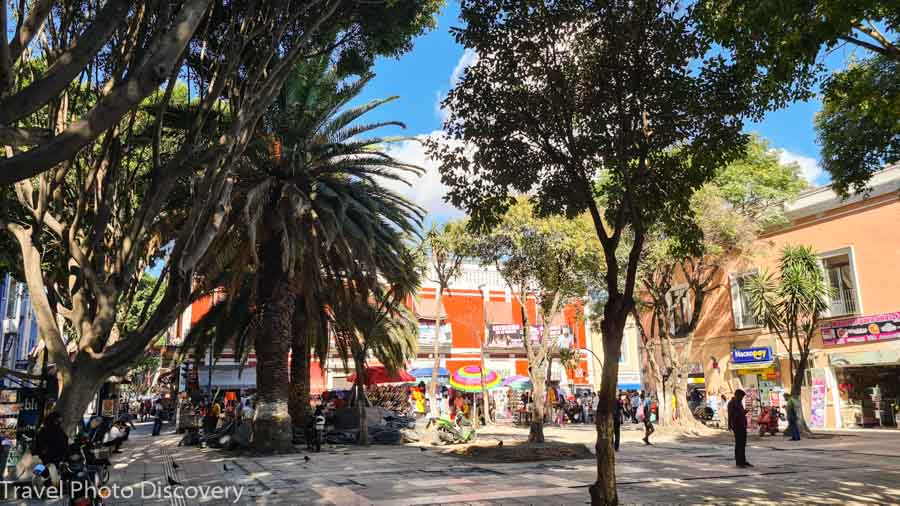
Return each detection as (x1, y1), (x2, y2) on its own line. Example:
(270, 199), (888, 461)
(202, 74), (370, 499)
(732, 346), (773, 364)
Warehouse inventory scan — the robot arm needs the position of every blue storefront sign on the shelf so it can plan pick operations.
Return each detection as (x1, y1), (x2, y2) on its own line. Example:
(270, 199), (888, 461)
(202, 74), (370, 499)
(732, 347), (773, 365)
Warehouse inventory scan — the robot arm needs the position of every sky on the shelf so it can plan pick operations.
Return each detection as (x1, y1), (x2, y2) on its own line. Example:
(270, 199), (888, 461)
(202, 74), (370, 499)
(351, 2), (873, 225)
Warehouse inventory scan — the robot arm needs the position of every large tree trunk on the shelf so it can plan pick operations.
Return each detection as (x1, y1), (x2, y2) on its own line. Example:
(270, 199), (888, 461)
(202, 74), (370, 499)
(590, 304), (628, 506)
(528, 357), (547, 442)
(56, 361), (107, 434)
(252, 231), (294, 453)
(289, 330), (311, 427)
(429, 284), (444, 418)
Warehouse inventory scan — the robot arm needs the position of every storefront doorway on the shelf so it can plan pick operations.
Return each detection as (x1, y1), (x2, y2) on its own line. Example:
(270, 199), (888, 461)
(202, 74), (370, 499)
(834, 364), (899, 428)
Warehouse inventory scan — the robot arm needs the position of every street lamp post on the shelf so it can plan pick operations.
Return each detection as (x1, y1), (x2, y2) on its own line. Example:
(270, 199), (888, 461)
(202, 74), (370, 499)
(478, 284), (490, 426)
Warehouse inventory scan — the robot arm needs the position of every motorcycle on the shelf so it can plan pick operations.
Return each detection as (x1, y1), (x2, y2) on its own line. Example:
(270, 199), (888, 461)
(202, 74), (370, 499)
(693, 405), (714, 424)
(426, 414), (477, 445)
(756, 406), (782, 436)
(305, 414), (326, 452)
(31, 442), (105, 505)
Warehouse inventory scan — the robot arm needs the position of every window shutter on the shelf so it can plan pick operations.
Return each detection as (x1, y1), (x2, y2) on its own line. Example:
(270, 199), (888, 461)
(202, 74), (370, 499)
(729, 274), (743, 329)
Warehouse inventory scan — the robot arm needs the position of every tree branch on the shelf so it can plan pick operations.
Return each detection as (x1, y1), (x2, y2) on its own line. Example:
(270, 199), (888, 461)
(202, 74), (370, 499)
(0, 0), (211, 186)
(7, 0), (52, 65)
(838, 33), (898, 60)
(0, 0), (132, 124)
(0, 126), (50, 145)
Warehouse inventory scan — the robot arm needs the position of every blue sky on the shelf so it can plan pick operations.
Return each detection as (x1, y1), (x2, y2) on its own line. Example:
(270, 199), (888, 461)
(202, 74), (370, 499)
(354, 3), (869, 223)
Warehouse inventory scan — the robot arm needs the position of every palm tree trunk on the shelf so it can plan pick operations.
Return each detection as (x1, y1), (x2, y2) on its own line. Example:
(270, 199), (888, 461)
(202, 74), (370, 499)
(252, 233), (294, 453)
(355, 351), (370, 446)
(289, 330), (311, 428)
(430, 284), (445, 417)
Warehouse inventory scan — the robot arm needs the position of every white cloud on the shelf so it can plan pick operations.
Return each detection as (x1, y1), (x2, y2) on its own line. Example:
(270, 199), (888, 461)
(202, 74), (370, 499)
(775, 148), (825, 184)
(435, 49), (479, 124)
(382, 132), (465, 222)
(450, 49), (479, 86)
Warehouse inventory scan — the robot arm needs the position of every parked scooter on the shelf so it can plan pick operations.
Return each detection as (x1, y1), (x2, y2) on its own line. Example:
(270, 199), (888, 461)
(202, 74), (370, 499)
(305, 406), (326, 452)
(756, 406), (782, 436)
(31, 441), (105, 505)
(426, 414), (477, 445)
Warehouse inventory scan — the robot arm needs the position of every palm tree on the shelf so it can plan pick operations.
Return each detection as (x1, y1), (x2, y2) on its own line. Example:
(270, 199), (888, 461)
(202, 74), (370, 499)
(745, 245), (831, 434)
(190, 57), (423, 452)
(331, 281), (419, 445)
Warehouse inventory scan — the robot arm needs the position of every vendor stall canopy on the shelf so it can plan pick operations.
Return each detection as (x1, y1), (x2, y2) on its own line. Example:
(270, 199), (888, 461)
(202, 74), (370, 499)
(449, 365), (501, 392)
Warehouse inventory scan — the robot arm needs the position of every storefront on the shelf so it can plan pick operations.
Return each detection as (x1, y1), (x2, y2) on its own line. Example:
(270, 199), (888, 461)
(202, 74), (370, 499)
(823, 311), (900, 429)
(830, 349), (900, 429)
(730, 347), (783, 426)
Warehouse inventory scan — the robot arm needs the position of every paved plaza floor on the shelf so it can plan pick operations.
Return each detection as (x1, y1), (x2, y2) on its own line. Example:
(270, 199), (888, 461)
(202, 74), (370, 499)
(8, 421), (900, 505)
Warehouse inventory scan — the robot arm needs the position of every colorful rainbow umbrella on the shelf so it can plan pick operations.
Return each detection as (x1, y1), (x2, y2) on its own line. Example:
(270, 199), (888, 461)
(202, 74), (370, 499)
(502, 375), (533, 390)
(449, 365), (502, 392)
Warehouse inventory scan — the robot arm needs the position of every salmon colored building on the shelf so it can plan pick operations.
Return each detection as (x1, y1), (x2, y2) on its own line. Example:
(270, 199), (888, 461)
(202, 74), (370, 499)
(657, 165), (900, 429)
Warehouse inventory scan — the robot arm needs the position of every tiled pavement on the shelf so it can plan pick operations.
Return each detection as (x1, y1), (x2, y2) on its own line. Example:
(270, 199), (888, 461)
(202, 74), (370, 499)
(7, 422), (900, 505)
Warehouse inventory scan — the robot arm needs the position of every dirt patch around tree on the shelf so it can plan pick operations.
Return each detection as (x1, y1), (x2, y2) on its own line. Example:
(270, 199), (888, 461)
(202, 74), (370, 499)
(442, 440), (593, 463)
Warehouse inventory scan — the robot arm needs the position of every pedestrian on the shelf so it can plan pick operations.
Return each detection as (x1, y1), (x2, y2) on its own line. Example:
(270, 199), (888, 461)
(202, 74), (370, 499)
(613, 394), (626, 451)
(151, 399), (164, 436)
(630, 392), (641, 423)
(641, 392), (655, 444)
(720, 393), (729, 428)
(784, 393), (800, 441)
(728, 389), (752, 468)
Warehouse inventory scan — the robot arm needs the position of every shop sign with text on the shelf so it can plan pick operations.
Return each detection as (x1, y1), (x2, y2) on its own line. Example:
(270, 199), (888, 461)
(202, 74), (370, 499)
(821, 312), (900, 346)
(732, 347), (773, 365)
(418, 321), (452, 344)
(487, 324), (571, 348)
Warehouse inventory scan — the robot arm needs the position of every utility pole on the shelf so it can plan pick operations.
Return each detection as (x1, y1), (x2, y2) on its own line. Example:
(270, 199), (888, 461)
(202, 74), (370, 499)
(478, 284), (491, 425)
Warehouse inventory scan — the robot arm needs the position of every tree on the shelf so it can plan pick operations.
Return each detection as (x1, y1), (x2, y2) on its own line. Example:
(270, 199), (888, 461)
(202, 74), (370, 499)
(695, 0), (899, 193)
(0, 0), (434, 434)
(815, 56), (900, 195)
(745, 245), (831, 433)
(428, 1), (751, 503)
(0, 0), (441, 185)
(332, 283), (419, 446)
(471, 199), (601, 443)
(198, 65), (423, 451)
(636, 136), (806, 427)
(422, 222), (471, 418)
(0, 1), (439, 434)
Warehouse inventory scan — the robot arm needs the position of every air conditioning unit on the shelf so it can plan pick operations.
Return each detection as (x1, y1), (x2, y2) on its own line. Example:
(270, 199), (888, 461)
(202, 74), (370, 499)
(1, 319), (18, 335)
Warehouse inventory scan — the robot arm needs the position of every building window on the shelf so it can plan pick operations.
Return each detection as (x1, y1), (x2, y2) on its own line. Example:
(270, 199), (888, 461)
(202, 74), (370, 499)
(730, 272), (759, 330)
(820, 250), (860, 317)
(4, 281), (16, 320)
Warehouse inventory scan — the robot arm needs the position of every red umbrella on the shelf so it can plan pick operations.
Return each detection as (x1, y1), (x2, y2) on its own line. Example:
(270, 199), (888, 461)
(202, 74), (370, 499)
(348, 366), (416, 386)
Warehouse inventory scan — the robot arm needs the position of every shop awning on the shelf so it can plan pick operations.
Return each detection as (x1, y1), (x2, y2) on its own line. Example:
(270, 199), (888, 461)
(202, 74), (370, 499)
(829, 349), (900, 367)
(414, 297), (447, 320)
(731, 360), (775, 371)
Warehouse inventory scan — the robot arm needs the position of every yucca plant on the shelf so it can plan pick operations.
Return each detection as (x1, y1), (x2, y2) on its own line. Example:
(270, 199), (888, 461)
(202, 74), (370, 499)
(745, 245), (831, 433)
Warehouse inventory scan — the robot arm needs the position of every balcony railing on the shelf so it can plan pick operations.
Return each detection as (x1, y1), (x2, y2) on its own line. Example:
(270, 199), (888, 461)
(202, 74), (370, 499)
(829, 287), (857, 316)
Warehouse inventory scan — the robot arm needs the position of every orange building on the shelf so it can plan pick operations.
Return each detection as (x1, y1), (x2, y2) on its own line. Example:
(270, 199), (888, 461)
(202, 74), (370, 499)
(324, 263), (591, 393)
(658, 165), (900, 429)
(176, 264), (591, 398)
